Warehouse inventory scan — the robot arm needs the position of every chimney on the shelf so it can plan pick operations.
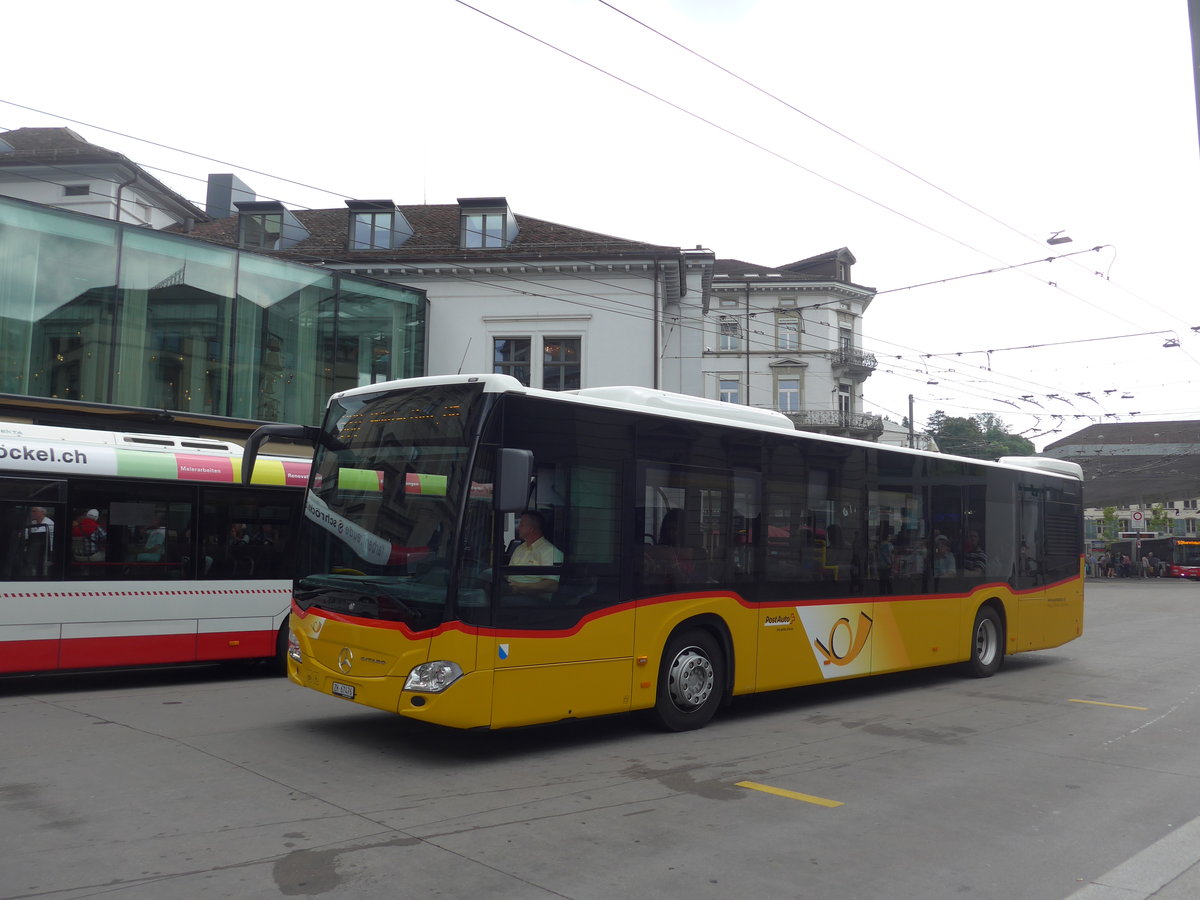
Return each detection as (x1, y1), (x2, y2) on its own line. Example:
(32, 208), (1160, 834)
(206, 174), (255, 219)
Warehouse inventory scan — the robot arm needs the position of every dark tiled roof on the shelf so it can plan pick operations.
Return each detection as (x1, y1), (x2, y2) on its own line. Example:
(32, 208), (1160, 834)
(177, 205), (683, 264)
(713, 250), (874, 292)
(779, 246), (856, 272)
(1043, 420), (1200, 506)
(1044, 421), (1200, 448)
(0, 127), (208, 220)
(714, 258), (829, 280)
(0, 127), (113, 156)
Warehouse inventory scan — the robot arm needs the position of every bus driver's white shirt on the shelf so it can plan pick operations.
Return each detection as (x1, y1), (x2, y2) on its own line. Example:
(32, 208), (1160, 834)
(509, 536), (563, 585)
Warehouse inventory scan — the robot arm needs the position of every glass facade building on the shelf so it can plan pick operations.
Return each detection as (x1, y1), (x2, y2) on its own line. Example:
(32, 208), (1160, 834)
(0, 196), (425, 426)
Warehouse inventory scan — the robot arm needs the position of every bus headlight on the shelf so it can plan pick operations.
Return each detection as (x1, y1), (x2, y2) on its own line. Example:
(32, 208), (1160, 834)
(405, 661), (464, 693)
(287, 631), (302, 664)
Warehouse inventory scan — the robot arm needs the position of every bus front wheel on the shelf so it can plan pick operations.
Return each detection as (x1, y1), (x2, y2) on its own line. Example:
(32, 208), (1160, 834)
(966, 605), (1004, 678)
(655, 629), (724, 731)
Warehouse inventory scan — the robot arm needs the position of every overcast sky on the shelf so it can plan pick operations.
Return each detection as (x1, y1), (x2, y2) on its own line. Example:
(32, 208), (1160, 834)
(5, 0), (1198, 449)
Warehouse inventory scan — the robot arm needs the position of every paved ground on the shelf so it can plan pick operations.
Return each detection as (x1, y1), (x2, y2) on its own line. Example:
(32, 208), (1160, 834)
(2, 576), (1199, 899)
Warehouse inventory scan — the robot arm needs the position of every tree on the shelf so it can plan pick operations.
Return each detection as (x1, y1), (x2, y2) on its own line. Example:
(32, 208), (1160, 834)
(1100, 507), (1120, 540)
(924, 410), (1035, 460)
(1148, 504), (1173, 536)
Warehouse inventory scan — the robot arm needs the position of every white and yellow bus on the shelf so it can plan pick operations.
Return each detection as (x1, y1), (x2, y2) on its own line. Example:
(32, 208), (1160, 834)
(1, 423), (308, 673)
(245, 374), (1084, 731)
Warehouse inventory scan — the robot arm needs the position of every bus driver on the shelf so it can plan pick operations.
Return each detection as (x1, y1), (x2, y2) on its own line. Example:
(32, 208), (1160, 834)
(506, 510), (563, 597)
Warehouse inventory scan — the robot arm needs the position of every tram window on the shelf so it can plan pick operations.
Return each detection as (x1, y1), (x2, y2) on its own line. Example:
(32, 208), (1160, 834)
(67, 483), (192, 581)
(201, 488), (297, 580)
(2, 501), (65, 581)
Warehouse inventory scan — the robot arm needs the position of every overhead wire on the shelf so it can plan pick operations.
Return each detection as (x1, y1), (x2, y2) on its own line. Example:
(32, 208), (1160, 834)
(589, 0), (1200, 337)
(3, 7), (1195, 437)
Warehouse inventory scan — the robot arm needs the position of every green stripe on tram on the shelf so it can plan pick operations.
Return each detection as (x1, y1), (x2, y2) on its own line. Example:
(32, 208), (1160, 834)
(115, 448), (182, 480)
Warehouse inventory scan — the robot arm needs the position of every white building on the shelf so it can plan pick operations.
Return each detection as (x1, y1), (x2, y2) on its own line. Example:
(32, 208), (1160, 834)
(702, 251), (882, 439)
(0, 124), (894, 435)
(0, 127), (207, 229)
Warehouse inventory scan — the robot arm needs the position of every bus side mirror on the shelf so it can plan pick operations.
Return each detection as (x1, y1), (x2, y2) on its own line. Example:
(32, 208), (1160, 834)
(495, 448), (534, 513)
(241, 424), (320, 485)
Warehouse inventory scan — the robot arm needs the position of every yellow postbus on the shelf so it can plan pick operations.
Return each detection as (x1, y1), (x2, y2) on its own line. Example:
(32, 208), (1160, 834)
(244, 374), (1084, 731)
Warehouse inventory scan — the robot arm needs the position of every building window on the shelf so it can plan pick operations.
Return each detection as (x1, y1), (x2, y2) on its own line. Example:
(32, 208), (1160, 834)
(777, 316), (799, 351)
(352, 211), (395, 250)
(778, 297), (796, 308)
(494, 338), (531, 386)
(719, 320), (740, 351)
(837, 383), (852, 417)
(463, 213), (506, 248)
(494, 336), (581, 391)
(542, 338), (581, 391)
(777, 378), (800, 412)
(839, 328), (853, 353)
(1185, 500), (1198, 509)
(718, 296), (739, 308)
(63, 184), (90, 197)
(719, 378), (741, 404)
(1186, 518), (1198, 532)
(239, 213), (283, 250)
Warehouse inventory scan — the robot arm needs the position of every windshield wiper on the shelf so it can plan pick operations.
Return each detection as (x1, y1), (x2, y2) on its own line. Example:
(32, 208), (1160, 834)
(296, 577), (423, 624)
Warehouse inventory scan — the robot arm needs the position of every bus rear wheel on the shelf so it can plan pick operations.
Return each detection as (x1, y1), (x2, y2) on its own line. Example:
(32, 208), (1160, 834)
(655, 629), (724, 731)
(966, 605), (1004, 678)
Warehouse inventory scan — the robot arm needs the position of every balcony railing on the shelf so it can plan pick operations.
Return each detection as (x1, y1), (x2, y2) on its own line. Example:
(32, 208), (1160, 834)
(831, 348), (878, 371)
(785, 409), (885, 438)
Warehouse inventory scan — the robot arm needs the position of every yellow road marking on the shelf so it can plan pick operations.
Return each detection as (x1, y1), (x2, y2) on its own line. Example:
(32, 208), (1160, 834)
(1069, 699), (1150, 711)
(736, 780), (843, 807)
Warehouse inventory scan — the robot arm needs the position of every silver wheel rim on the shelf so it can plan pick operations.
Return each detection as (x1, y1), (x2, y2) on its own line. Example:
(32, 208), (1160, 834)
(975, 616), (998, 666)
(667, 645), (714, 712)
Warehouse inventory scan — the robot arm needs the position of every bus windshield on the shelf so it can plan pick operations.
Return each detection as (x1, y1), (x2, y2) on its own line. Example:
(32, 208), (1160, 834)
(296, 382), (489, 626)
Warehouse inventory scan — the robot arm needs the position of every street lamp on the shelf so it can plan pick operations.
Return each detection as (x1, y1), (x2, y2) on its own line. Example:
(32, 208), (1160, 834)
(1046, 231), (1073, 246)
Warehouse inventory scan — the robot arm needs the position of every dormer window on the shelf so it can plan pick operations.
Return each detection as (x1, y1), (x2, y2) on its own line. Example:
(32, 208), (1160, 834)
(241, 211), (282, 248)
(458, 197), (517, 249)
(347, 200), (413, 250)
(464, 213), (504, 248)
(235, 201), (310, 250)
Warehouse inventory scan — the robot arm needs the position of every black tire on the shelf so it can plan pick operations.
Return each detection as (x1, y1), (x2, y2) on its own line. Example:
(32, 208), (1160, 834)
(271, 622), (289, 677)
(966, 605), (1004, 678)
(654, 628), (724, 731)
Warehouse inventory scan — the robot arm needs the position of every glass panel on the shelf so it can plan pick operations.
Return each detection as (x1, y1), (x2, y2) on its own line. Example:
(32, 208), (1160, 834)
(463, 214), (483, 248)
(719, 379), (740, 404)
(200, 487), (299, 580)
(778, 319), (799, 350)
(494, 337), (531, 386)
(116, 229), (236, 415)
(330, 279), (422, 396)
(352, 212), (394, 250)
(493, 394), (628, 628)
(0, 201), (118, 401)
(233, 253), (334, 423)
(870, 453), (925, 596)
(296, 383), (488, 632)
(484, 214), (503, 247)
(241, 214), (282, 249)
(9, 501), (65, 579)
(777, 378), (799, 412)
(542, 337), (580, 391)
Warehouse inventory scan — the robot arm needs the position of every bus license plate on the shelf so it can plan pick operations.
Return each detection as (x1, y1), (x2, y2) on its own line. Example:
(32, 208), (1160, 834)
(331, 682), (355, 700)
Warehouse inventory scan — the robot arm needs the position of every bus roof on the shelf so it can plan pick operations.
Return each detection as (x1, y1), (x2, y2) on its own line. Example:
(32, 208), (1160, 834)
(329, 374), (1082, 482)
